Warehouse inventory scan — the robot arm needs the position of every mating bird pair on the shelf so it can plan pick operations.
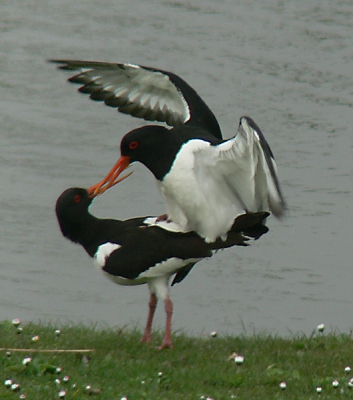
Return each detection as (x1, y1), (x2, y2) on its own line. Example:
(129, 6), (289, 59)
(54, 60), (285, 349)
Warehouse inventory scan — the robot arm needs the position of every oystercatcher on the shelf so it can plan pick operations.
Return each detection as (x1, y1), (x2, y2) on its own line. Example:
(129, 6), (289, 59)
(55, 186), (269, 349)
(52, 60), (285, 242)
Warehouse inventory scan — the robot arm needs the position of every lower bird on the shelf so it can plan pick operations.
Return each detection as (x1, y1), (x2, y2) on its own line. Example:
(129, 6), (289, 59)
(55, 186), (269, 349)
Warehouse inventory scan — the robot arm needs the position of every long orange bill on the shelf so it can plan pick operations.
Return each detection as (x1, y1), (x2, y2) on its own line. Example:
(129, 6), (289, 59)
(87, 156), (133, 198)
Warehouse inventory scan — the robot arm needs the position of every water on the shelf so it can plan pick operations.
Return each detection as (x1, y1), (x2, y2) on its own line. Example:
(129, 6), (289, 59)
(1, 0), (352, 337)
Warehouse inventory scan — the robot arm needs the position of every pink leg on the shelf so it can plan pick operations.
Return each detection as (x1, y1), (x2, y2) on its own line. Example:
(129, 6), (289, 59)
(158, 296), (174, 350)
(140, 293), (157, 344)
(156, 214), (173, 223)
(156, 213), (168, 222)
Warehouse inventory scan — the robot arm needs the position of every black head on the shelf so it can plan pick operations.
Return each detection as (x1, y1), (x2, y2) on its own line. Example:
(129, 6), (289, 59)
(55, 187), (93, 242)
(120, 125), (169, 160)
(120, 125), (181, 180)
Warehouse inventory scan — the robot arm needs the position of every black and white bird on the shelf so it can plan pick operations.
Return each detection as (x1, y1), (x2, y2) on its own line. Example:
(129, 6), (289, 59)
(52, 60), (285, 242)
(55, 187), (269, 349)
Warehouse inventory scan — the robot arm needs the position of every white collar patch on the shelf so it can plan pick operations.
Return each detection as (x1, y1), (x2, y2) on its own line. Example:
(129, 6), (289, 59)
(94, 242), (121, 268)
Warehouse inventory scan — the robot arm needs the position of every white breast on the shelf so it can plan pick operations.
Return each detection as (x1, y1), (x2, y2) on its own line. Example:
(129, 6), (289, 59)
(161, 140), (243, 242)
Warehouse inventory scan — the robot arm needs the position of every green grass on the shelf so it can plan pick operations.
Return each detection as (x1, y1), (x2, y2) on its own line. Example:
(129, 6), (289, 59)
(1, 321), (353, 399)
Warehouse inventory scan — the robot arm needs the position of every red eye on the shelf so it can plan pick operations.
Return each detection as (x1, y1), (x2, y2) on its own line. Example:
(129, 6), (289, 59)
(129, 141), (139, 150)
(74, 194), (81, 203)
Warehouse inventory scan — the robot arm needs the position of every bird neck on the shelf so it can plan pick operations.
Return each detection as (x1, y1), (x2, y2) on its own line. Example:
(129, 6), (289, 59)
(136, 125), (216, 181)
(143, 138), (181, 181)
(59, 210), (100, 255)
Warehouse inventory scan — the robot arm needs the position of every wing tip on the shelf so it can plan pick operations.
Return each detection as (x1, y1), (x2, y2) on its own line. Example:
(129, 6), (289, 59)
(48, 59), (75, 70)
(270, 198), (287, 219)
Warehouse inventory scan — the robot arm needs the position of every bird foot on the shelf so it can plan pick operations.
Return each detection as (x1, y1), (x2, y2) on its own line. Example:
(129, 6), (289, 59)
(157, 337), (174, 350)
(157, 342), (173, 350)
(140, 333), (152, 344)
(156, 213), (172, 223)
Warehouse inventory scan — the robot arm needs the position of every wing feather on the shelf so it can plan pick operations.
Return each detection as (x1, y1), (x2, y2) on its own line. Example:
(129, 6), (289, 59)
(51, 60), (190, 126)
(50, 59), (223, 138)
(196, 116), (285, 217)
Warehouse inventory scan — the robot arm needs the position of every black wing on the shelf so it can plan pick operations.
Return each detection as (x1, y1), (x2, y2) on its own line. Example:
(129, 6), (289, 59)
(101, 227), (212, 280)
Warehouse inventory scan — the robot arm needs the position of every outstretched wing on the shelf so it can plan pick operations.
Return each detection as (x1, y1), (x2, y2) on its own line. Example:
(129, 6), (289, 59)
(50, 60), (222, 139)
(197, 116), (286, 217)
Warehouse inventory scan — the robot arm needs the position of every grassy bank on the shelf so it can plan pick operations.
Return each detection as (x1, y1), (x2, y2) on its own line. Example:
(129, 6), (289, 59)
(1, 321), (353, 399)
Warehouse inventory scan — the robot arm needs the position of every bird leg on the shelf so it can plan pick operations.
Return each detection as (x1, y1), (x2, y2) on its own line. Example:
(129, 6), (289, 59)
(156, 213), (169, 222)
(158, 296), (174, 350)
(156, 214), (173, 223)
(140, 293), (157, 344)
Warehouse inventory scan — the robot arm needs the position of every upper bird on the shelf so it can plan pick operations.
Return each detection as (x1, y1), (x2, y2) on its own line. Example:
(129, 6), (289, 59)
(56, 186), (269, 349)
(52, 60), (286, 242)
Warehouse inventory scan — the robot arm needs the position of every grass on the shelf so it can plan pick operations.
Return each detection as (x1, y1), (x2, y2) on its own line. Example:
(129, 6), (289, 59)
(1, 321), (353, 399)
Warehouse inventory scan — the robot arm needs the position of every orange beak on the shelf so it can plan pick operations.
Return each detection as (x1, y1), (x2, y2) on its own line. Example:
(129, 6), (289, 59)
(87, 156), (133, 198)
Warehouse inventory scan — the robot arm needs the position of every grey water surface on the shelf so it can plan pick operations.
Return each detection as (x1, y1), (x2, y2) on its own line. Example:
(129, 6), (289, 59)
(1, 0), (352, 337)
